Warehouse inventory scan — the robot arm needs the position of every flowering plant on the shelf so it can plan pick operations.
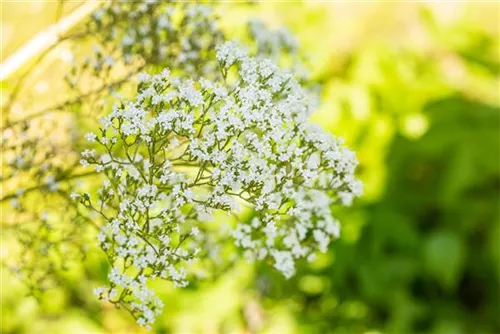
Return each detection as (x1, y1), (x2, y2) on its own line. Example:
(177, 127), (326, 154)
(1, 1), (223, 294)
(2, 1), (361, 330)
(77, 42), (362, 328)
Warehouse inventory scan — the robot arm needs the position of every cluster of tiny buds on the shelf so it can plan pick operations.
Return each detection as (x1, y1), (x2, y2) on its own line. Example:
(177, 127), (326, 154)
(3, 2), (348, 328)
(76, 40), (362, 328)
(85, 2), (222, 75)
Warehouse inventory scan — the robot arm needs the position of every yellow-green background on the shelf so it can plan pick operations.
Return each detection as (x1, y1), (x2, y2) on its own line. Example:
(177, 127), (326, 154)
(1, 2), (499, 333)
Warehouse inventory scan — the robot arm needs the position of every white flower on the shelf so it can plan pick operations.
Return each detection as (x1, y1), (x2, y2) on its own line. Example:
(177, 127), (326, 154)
(85, 132), (97, 142)
(215, 41), (246, 66)
(122, 34), (134, 46)
(137, 72), (151, 83)
(10, 199), (19, 209)
(101, 154), (111, 164)
(81, 36), (361, 329)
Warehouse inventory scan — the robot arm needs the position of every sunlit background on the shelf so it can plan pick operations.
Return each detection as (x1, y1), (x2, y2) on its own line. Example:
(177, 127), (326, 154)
(1, 2), (499, 333)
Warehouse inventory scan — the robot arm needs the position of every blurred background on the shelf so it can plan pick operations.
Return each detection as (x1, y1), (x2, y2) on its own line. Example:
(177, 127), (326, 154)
(1, 2), (499, 333)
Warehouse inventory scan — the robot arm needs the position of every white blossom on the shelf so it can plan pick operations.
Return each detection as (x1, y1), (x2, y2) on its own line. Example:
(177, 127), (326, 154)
(75, 16), (361, 328)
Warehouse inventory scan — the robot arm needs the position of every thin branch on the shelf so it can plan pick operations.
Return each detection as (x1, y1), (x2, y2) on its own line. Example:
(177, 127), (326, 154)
(0, 170), (97, 203)
(3, 62), (145, 129)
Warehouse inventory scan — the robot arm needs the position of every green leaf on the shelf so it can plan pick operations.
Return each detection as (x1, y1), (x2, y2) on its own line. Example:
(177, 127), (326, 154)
(424, 231), (465, 289)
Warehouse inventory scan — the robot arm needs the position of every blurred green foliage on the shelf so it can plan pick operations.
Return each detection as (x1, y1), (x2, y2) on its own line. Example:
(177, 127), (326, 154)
(259, 94), (499, 334)
(249, 3), (499, 334)
(1, 2), (499, 333)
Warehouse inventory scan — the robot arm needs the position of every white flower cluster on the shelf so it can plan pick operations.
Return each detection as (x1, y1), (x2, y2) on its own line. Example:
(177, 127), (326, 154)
(4, 0), (324, 308)
(244, 19), (321, 112)
(85, 1), (222, 76)
(248, 19), (298, 59)
(79, 41), (361, 328)
(65, 1), (224, 94)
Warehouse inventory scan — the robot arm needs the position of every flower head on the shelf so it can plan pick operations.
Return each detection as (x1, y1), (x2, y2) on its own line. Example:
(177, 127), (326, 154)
(81, 41), (361, 328)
